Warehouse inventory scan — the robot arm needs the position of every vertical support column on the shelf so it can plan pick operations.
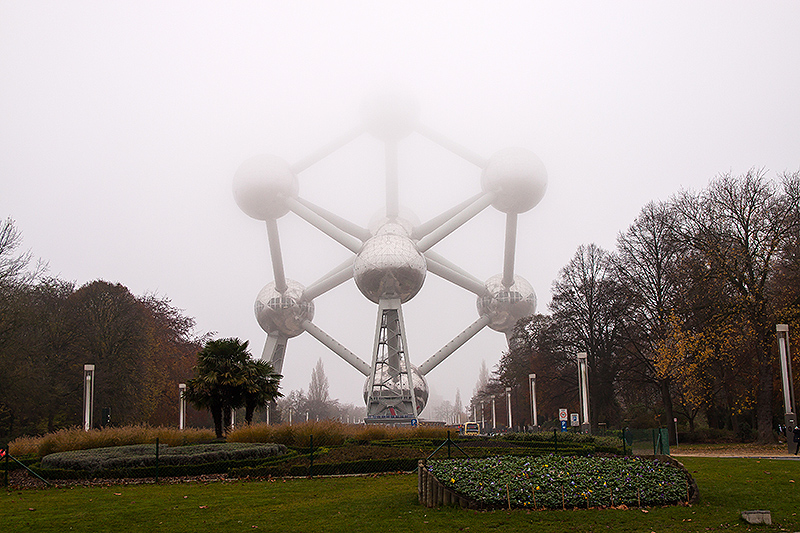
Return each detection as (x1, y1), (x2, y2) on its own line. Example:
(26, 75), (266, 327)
(178, 383), (186, 430)
(529, 373), (538, 430)
(83, 364), (95, 432)
(505, 387), (512, 430)
(577, 352), (590, 434)
(777, 324), (796, 453)
(365, 298), (419, 423)
(480, 401), (485, 433)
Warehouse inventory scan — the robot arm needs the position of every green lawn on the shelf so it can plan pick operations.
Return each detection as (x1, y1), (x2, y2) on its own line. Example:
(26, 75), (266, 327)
(3, 457), (799, 532)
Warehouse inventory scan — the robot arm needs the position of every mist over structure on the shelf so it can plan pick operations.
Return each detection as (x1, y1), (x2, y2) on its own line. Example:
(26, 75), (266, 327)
(234, 88), (546, 421)
(1, 2), (799, 409)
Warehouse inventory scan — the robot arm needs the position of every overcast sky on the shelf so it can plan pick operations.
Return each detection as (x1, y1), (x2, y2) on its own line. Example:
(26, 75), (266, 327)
(1, 1), (799, 412)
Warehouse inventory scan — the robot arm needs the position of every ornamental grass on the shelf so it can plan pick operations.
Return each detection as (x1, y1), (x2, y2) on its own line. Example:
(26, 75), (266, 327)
(8, 425), (216, 458)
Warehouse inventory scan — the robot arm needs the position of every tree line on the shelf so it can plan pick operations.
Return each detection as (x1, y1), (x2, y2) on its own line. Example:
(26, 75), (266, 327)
(0, 218), (209, 441)
(472, 170), (800, 444)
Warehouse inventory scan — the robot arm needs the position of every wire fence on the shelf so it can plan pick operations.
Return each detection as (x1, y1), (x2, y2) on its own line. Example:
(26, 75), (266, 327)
(2, 428), (670, 488)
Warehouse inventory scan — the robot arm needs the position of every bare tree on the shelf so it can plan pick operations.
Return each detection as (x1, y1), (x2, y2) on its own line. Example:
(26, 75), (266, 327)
(674, 170), (800, 443)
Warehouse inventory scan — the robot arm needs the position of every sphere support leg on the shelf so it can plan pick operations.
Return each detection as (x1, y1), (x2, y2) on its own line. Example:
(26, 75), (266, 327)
(365, 298), (420, 423)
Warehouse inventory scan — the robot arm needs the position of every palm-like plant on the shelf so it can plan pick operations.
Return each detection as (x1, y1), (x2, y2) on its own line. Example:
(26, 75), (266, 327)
(184, 338), (281, 438)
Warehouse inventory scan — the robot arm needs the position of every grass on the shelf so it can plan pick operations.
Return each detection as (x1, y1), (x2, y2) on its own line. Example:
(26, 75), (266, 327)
(3, 456), (800, 532)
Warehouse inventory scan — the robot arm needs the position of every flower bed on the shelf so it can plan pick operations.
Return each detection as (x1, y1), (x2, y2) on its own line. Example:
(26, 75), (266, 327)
(424, 455), (697, 509)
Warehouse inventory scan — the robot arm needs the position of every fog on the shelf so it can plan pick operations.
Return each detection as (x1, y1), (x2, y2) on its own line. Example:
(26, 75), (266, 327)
(2, 2), (799, 411)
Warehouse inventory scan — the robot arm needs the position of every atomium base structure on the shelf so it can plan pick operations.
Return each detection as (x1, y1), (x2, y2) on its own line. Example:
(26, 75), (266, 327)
(233, 90), (547, 424)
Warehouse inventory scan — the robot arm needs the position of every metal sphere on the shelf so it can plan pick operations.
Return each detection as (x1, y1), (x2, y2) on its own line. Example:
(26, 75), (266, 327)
(360, 87), (421, 142)
(481, 147), (548, 214)
(363, 364), (429, 415)
(233, 154), (299, 220)
(353, 223), (427, 304)
(254, 279), (314, 338)
(477, 274), (536, 333)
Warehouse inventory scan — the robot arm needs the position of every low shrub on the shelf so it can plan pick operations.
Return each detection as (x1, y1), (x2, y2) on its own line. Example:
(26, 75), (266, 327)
(40, 442), (286, 472)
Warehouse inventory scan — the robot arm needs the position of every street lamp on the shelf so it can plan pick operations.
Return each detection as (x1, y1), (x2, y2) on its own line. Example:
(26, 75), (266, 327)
(505, 387), (512, 430)
(777, 324), (796, 453)
(178, 383), (186, 430)
(577, 352), (590, 434)
(529, 373), (538, 430)
(83, 364), (95, 432)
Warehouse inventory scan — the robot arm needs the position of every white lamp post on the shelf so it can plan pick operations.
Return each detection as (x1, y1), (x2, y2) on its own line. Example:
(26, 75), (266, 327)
(777, 324), (796, 453)
(577, 352), (590, 434)
(505, 387), (512, 430)
(178, 383), (186, 430)
(529, 373), (538, 430)
(83, 364), (95, 432)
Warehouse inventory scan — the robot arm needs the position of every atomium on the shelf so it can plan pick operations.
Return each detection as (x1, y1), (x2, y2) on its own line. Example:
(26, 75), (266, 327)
(234, 89), (547, 423)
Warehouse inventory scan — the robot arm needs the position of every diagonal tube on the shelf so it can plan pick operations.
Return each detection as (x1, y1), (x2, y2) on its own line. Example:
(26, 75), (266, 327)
(418, 315), (491, 375)
(426, 257), (486, 296)
(413, 192), (485, 240)
(502, 213), (518, 288)
(290, 126), (366, 174)
(415, 124), (488, 168)
(416, 191), (496, 252)
(304, 258), (354, 300)
(286, 196), (364, 254)
(302, 320), (371, 376)
(294, 197), (371, 241)
(265, 219), (287, 293)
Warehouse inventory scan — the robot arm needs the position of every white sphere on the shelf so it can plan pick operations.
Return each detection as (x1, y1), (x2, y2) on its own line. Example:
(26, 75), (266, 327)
(353, 223), (427, 304)
(233, 154), (299, 220)
(363, 364), (429, 414)
(477, 274), (536, 333)
(254, 279), (314, 338)
(481, 147), (548, 214)
(360, 87), (421, 142)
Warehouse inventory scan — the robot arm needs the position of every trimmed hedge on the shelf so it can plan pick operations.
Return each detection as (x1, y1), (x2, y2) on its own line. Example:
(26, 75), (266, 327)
(231, 457), (420, 478)
(35, 443), (288, 479)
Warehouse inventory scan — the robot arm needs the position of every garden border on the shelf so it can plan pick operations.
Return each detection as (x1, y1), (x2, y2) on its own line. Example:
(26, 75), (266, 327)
(417, 455), (700, 510)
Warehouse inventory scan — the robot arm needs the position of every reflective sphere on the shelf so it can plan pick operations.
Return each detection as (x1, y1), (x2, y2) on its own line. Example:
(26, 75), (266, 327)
(481, 147), (548, 214)
(233, 154), (299, 220)
(360, 86), (421, 142)
(477, 274), (536, 333)
(353, 223), (427, 303)
(363, 363), (429, 414)
(254, 279), (314, 338)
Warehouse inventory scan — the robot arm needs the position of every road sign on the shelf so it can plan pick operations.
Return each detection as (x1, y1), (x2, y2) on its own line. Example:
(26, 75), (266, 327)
(570, 413), (580, 427)
(560, 421), (568, 432)
(559, 408), (568, 421)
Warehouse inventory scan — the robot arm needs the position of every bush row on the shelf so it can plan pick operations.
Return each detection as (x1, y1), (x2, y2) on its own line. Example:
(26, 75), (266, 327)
(40, 443), (287, 472)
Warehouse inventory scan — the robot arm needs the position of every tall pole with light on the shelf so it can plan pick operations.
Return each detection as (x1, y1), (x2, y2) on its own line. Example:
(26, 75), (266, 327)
(529, 373), (538, 430)
(505, 387), (512, 430)
(178, 383), (187, 430)
(777, 324), (796, 453)
(83, 364), (95, 432)
(577, 352), (590, 434)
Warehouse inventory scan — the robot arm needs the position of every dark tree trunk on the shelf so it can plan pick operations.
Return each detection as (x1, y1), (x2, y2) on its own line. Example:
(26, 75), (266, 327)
(211, 405), (223, 439)
(757, 347), (775, 444)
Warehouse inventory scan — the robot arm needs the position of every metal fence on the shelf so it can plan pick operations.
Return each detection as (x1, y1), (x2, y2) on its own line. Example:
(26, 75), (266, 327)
(2, 429), (669, 488)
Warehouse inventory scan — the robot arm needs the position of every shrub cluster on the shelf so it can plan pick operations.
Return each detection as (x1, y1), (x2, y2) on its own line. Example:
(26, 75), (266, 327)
(227, 420), (448, 447)
(40, 442), (286, 472)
